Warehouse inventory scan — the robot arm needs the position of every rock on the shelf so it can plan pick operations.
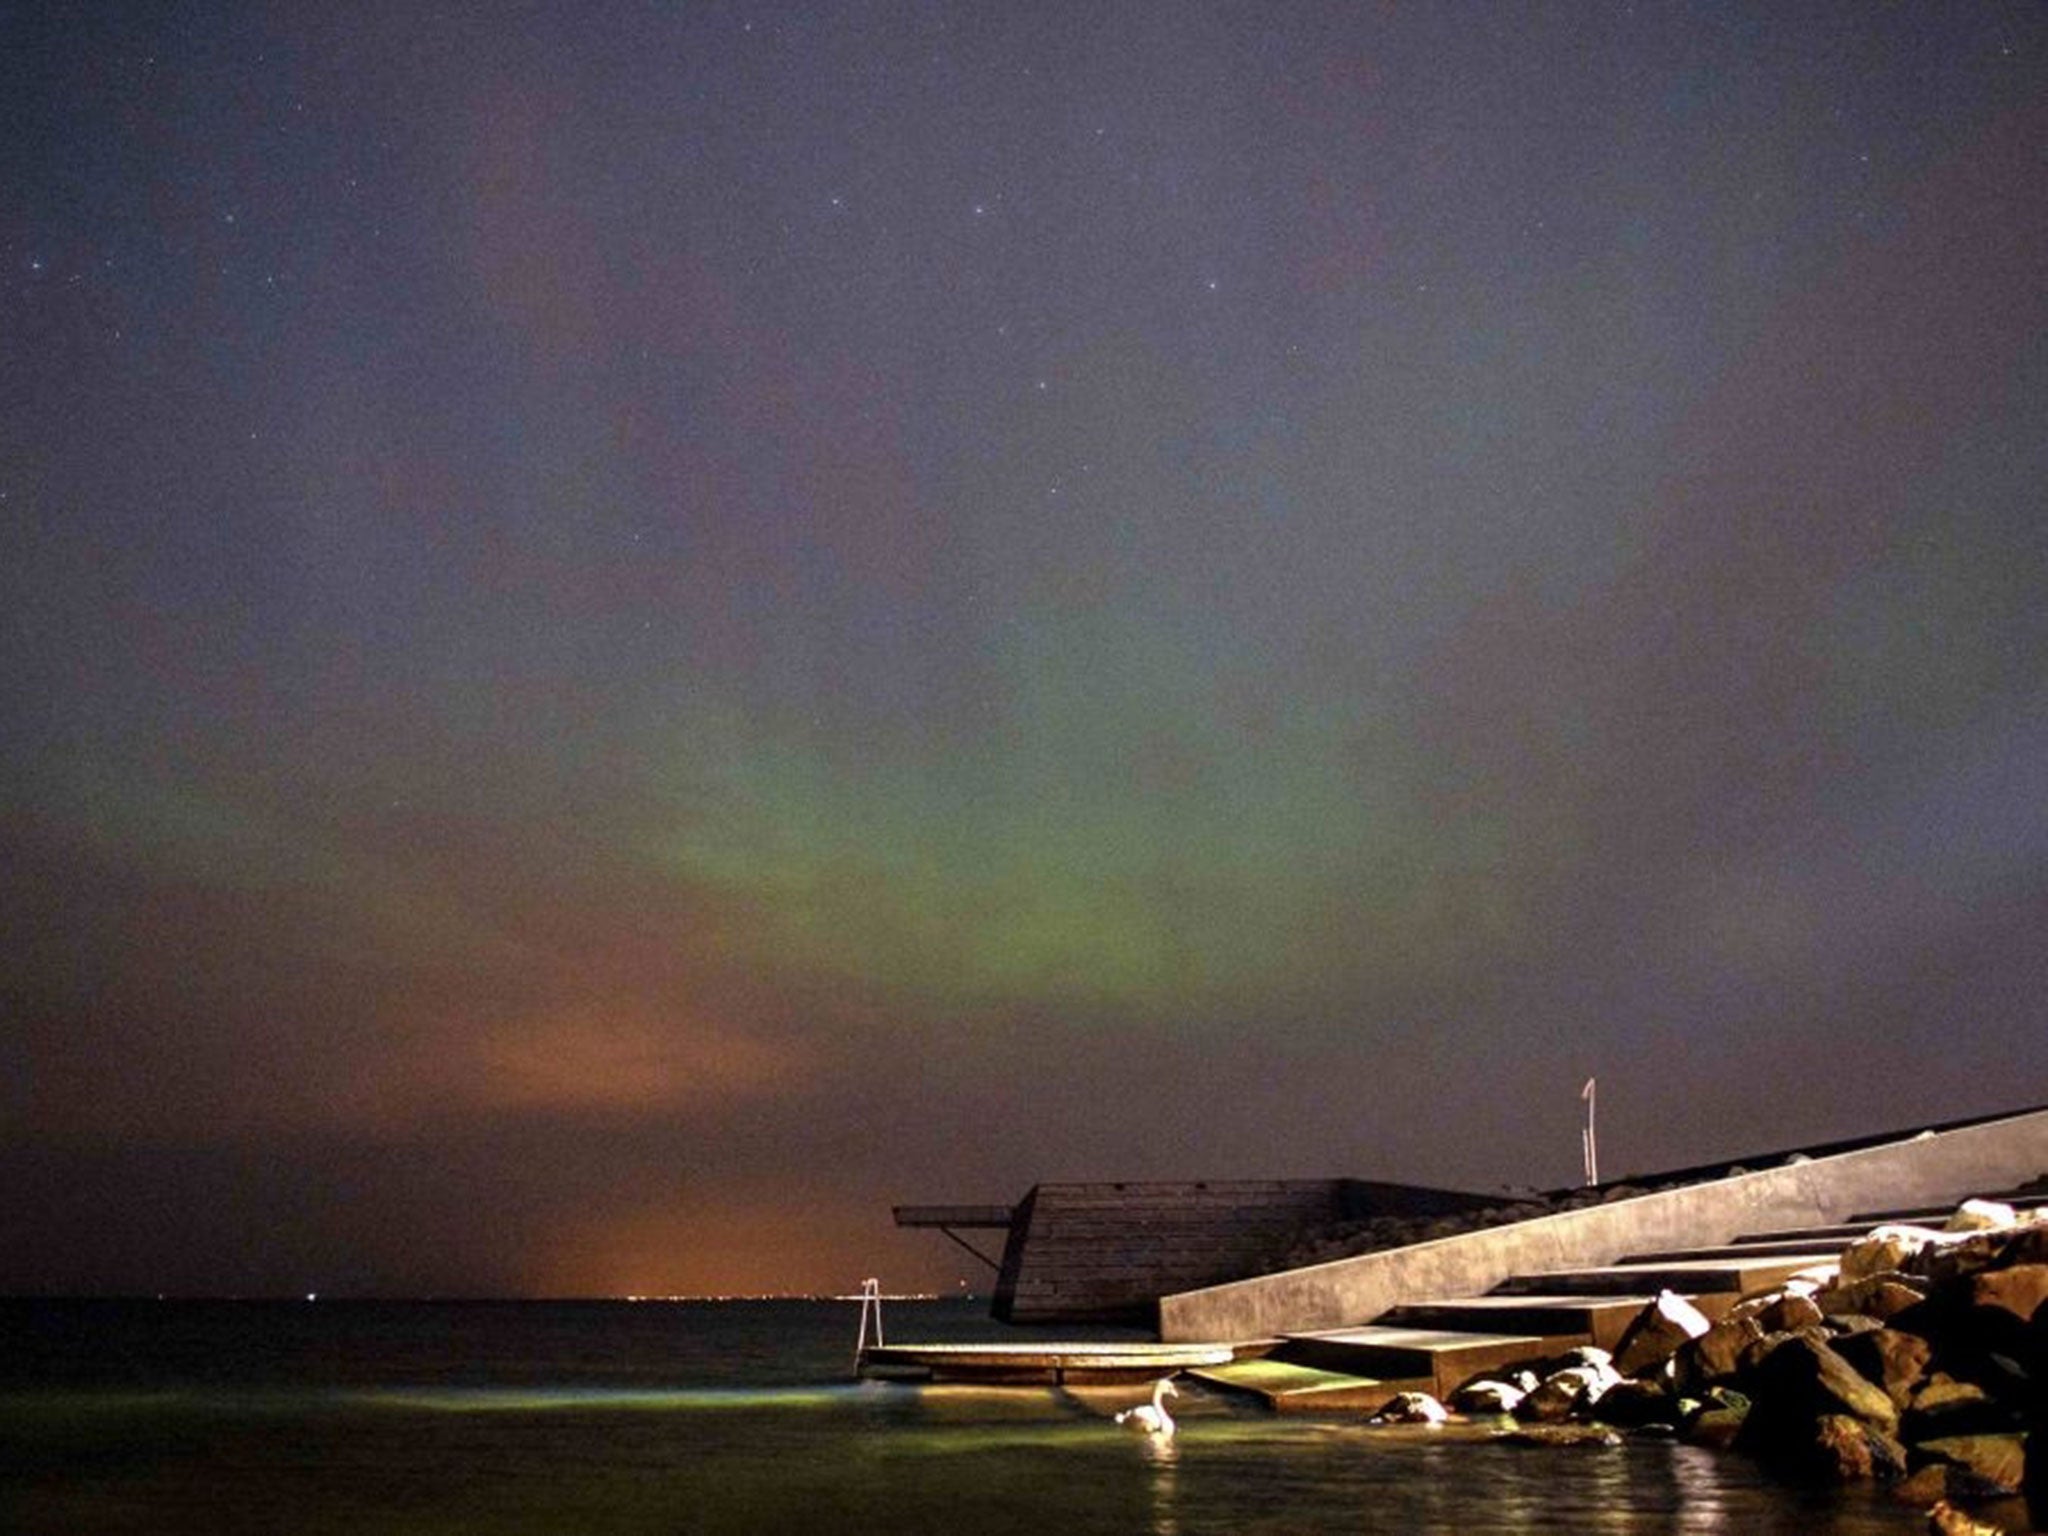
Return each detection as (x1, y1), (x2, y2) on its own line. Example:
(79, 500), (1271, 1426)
(1902, 1374), (2017, 1443)
(1738, 1335), (1901, 1451)
(1684, 1408), (1745, 1450)
(1729, 1287), (1789, 1323)
(1752, 1293), (1827, 1334)
(1894, 1462), (2029, 1512)
(1496, 1423), (1622, 1449)
(1803, 1413), (1907, 1481)
(1926, 1498), (2010, 1536)
(1783, 1263), (1841, 1294)
(1449, 1379), (1525, 1415)
(1676, 1314), (1763, 1390)
(1997, 1223), (2048, 1267)
(1738, 1325), (1833, 1376)
(1842, 1226), (1940, 1282)
(1916, 1434), (2027, 1494)
(1833, 1327), (1933, 1410)
(1916, 1231), (2015, 1287)
(1516, 1365), (1612, 1423)
(1372, 1391), (1448, 1425)
(1820, 1275), (1929, 1322)
(1944, 1199), (2018, 1233)
(1968, 1262), (2048, 1324)
(1612, 1289), (1712, 1377)
(1699, 1385), (1751, 1415)
(1911, 1373), (1993, 1415)
(2027, 1403), (2047, 1530)
(1590, 1377), (1678, 1429)
(1891, 1272), (2045, 1393)
(1676, 1385), (1749, 1450)
(1552, 1344), (1618, 1375)
(1892, 1464), (1951, 1507)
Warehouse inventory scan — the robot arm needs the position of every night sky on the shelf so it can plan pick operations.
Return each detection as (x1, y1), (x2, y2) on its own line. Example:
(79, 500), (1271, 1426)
(5, 2), (2046, 1299)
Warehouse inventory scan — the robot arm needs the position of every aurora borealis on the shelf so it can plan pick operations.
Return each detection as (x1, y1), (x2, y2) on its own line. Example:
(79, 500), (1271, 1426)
(4, 2), (2045, 1298)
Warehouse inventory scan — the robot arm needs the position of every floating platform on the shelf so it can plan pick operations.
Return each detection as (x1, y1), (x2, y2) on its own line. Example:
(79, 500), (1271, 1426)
(856, 1339), (1266, 1385)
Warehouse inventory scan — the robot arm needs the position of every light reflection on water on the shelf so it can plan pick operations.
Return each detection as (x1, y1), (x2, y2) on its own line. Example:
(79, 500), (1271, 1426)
(1, 1381), (1936, 1535)
(0, 1301), (1935, 1535)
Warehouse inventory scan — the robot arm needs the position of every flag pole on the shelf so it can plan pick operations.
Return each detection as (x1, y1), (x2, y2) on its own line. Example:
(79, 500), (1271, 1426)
(1581, 1077), (1598, 1187)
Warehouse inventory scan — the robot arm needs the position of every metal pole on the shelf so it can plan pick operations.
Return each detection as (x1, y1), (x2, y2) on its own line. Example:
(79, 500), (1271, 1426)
(1581, 1077), (1599, 1187)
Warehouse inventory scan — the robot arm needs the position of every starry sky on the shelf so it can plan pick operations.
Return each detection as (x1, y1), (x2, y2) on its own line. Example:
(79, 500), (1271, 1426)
(4, 1), (2046, 1299)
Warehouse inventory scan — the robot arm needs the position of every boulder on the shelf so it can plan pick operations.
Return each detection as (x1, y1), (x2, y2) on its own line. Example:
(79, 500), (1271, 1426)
(1448, 1379), (1525, 1416)
(1892, 1276), (2044, 1394)
(1612, 1289), (1712, 1377)
(1915, 1231), (2016, 1287)
(1591, 1378), (1679, 1429)
(1910, 1373), (1993, 1416)
(1819, 1274), (1928, 1322)
(2027, 1403), (2047, 1531)
(1551, 1344), (1620, 1376)
(1587, 1378), (1675, 1428)
(1680, 1388), (1750, 1450)
(1901, 1373), (2013, 1443)
(1676, 1314), (1762, 1390)
(1832, 1327), (1932, 1410)
(1840, 1226), (1940, 1282)
(1372, 1391), (1448, 1425)
(1783, 1263), (1840, 1294)
(1890, 1463), (1950, 1508)
(1738, 1335), (1901, 1444)
(1996, 1222), (2048, 1267)
(1944, 1199), (2018, 1233)
(1728, 1287), (1790, 1324)
(1684, 1407), (1746, 1450)
(1803, 1413), (1907, 1481)
(1515, 1365), (1612, 1423)
(1893, 1462), (2029, 1511)
(1751, 1293), (1826, 1334)
(1968, 1262), (2048, 1324)
(1926, 1497), (2015, 1536)
(1903, 1399), (2020, 1446)
(1738, 1325), (1833, 1377)
(1916, 1434), (2027, 1494)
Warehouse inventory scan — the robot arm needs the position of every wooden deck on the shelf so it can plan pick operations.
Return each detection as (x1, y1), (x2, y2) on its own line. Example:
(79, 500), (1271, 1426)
(856, 1339), (1263, 1385)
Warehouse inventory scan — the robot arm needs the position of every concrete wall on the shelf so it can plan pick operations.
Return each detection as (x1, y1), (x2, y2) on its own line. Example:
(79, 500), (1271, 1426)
(1158, 1106), (2048, 1343)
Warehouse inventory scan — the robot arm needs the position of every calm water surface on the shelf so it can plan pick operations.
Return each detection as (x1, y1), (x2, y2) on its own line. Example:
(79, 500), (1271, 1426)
(0, 1299), (1930, 1534)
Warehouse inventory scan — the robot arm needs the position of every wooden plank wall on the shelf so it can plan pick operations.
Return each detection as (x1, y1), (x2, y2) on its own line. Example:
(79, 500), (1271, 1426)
(991, 1181), (1351, 1326)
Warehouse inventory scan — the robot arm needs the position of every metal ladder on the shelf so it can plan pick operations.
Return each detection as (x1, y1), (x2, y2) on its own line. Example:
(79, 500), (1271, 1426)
(854, 1277), (884, 1370)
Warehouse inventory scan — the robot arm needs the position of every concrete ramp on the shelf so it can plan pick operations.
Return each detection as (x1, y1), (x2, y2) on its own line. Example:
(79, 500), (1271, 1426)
(1159, 1104), (2048, 1343)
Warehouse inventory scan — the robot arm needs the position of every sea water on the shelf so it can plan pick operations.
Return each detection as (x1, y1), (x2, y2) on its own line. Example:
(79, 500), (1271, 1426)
(0, 1298), (1930, 1534)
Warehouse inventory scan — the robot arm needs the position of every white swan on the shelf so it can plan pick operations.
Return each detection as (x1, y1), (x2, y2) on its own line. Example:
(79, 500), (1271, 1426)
(1115, 1377), (1178, 1438)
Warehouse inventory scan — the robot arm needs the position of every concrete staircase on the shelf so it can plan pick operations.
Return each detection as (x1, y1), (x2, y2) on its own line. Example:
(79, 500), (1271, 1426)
(1194, 1189), (2048, 1411)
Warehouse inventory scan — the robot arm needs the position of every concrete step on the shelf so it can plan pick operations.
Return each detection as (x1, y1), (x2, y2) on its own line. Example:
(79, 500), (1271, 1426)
(1378, 1293), (1669, 1352)
(1729, 1221), (1893, 1244)
(1189, 1357), (1430, 1414)
(1490, 1254), (1837, 1299)
(1277, 1325), (1581, 1398)
(1845, 1193), (2048, 1224)
(1737, 1194), (2048, 1245)
(1623, 1237), (1864, 1263)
